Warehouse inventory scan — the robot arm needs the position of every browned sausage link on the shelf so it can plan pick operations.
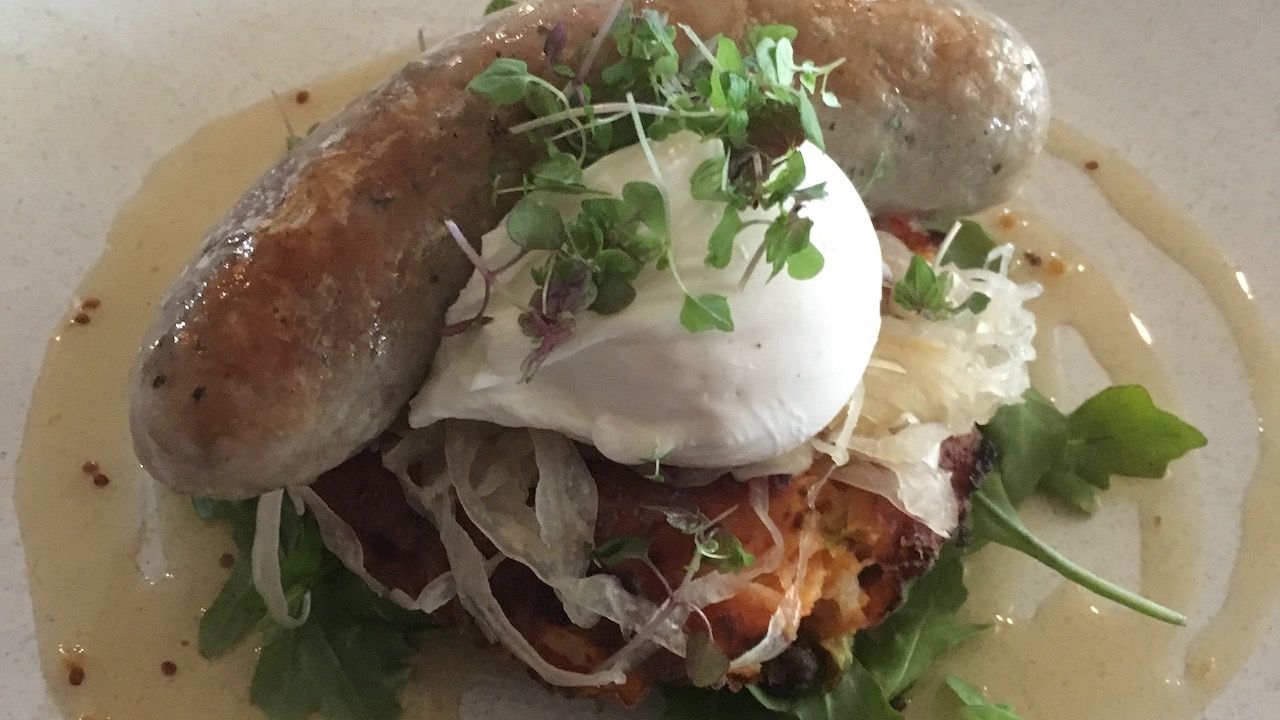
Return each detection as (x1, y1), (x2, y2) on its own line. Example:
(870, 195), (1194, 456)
(130, 0), (1042, 498)
(130, 0), (743, 499)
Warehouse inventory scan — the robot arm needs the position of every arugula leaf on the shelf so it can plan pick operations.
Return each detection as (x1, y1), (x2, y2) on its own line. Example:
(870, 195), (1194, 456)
(681, 293), (735, 332)
(939, 220), (997, 270)
(196, 497), (326, 658)
(751, 658), (899, 720)
(1065, 385), (1208, 486)
(199, 556), (267, 658)
(946, 678), (1025, 720)
(982, 386), (1206, 513)
(195, 501), (431, 720)
(981, 389), (1068, 505)
(250, 575), (421, 720)
(855, 549), (985, 699)
(970, 473), (1186, 625)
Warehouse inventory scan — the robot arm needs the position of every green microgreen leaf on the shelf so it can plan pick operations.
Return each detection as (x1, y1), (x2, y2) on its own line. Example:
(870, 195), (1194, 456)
(622, 181), (669, 239)
(958, 292), (991, 315)
(529, 151), (586, 191)
(681, 293), (735, 332)
(763, 150), (807, 204)
(691, 152), (733, 202)
(893, 255), (951, 316)
(761, 215), (810, 279)
(946, 678), (1026, 720)
(796, 92), (824, 150)
(686, 631), (731, 687)
(592, 535), (652, 567)
(466, 58), (535, 104)
(715, 37), (744, 73)
(699, 530), (755, 573)
(786, 241), (824, 280)
(465, 9), (850, 371)
(706, 207), (743, 269)
(892, 255), (989, 321)
(505, 197), (566, 250)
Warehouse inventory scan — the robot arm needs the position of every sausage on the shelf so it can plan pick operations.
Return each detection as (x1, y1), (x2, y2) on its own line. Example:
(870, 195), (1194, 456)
(130, 0), (1047, 498)
(774, 0), (1050, 215)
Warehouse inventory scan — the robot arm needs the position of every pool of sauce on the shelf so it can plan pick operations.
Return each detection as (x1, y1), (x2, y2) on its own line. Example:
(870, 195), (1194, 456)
(14, 47), (1280, 720)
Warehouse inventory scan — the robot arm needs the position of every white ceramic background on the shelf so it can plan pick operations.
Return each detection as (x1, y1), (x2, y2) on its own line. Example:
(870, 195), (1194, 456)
(1, 1), (1277, 718)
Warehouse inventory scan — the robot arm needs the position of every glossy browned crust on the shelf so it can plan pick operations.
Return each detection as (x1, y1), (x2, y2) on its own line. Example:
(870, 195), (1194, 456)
(309, 431), (986, 703)
(131, 0), (1044, 500)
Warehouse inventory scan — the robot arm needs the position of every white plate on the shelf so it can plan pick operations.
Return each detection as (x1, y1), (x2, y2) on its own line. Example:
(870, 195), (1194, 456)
(1, 1), (1277, 718)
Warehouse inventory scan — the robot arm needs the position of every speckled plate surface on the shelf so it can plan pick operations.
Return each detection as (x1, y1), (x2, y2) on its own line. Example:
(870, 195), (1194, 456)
(2, 1), (1278, 718)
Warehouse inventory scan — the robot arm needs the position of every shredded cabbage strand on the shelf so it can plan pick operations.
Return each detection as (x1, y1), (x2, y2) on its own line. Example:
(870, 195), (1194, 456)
(816, 234), (1040, 535)
(250, 489), (311, 628)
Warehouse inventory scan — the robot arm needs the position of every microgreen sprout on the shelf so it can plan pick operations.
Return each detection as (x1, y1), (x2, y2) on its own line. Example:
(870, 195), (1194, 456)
(462, 9), (848, 375)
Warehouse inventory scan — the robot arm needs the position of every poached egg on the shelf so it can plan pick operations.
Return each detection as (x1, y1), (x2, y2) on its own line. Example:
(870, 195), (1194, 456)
(410, 131), (882, 469)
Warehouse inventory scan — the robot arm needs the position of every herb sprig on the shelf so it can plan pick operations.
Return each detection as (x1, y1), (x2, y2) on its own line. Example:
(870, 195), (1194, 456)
(460, 9), (845, 376)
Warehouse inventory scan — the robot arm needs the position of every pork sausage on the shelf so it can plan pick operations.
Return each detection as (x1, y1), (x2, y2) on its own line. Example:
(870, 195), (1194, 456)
(130, 0), (1046, 498)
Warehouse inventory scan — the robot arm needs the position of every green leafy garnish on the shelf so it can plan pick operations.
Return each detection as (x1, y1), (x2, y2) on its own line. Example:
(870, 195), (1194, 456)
(855, 549), (986, 699)
(983, 386), (1207, 512)
(681, 293), (735, 333)
(467, 58), (543, 104)
(195, 499), (431, 720)
(970, 473), (1187, 625)
(686, 631), (732, 687)
(939, 220), (997, 270)
(591, 535), (652, 567)
(251, 573), (425, 720)
(457, 11), (848, 373)
(1066, 385), (1208, 486)
(945, 678), (1025, 720)
(893, 255), (990, 320)
(653, 506), (756, 573)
